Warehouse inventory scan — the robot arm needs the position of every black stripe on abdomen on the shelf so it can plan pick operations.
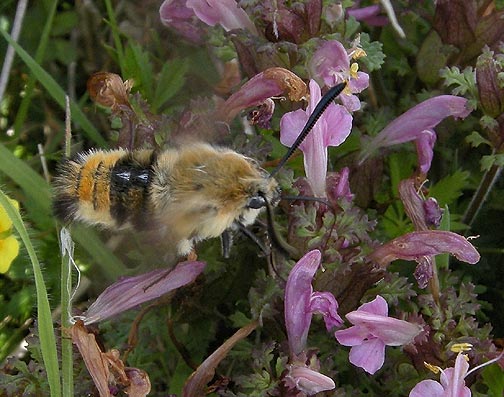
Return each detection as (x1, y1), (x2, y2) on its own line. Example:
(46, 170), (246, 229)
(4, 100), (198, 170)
(110, 156), (152, 227)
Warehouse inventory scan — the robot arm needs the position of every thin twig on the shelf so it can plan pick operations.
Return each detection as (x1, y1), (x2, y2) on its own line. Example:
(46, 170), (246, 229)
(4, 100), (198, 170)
(0, 0), (28, 104)
(65, 95), (72, 157)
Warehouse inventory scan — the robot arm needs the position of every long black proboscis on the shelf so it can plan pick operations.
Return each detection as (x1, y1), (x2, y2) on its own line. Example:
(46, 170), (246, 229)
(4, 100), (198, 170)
(270, 82), (347, 178)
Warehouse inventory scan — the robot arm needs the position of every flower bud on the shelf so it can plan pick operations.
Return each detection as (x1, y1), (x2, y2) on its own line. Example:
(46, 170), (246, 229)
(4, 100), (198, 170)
(476, 47), (504, 118)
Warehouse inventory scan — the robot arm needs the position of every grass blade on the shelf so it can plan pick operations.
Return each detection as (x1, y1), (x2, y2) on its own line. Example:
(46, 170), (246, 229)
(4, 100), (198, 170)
(0, 189), (61, 397)
(0, 27), (107, 147)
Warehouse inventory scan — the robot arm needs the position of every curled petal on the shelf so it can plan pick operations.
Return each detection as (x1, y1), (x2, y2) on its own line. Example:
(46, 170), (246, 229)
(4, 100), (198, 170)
(415, 129), (437, 174)
(368, 230), (481, 268)
(218, 67), (307, 123)
(285, 250), (321, 356)
(183, 322), (257, 397)
(348, 338), (386, 375)
(87, 72), (133, 111)
(414, 256), (434, 289)
(285, 365), (335, 395)
(84, 261), (206, 324)
(309, 291), (343, 331)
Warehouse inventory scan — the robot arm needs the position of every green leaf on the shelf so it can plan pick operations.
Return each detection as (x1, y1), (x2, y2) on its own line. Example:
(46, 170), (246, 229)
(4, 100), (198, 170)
(0, 189), (61, 397)
(359, 32), (386, 72)
(466, 131), (491, 148)
(429, 170), (470, 206)
(0, 27), (107, 147)
(152, 59), (188, 112)
(481, 362), (504, 396)
(481, 154), (504, 171)
(124, 43), (154, 100)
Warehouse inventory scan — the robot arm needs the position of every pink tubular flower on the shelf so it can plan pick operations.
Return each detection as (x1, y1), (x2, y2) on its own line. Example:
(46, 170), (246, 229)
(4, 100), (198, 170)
(159, 0), (206, 43)
(280, 80), (353, 197)
(368, 230), (481, 269)
(82, 261), (206, 324)
(410, 352), (471, 397)
(410, 348), (504, 397)
(185, 0), (257, 34)
(285, 250), (343, 356)
(335, 295), (422, 375)
(160, 0), (257, 40)
(284, 250), (342, 395)
(360, 95), (472, 174)
(284, 365), (335, 396)
(309, 40), (369, 112)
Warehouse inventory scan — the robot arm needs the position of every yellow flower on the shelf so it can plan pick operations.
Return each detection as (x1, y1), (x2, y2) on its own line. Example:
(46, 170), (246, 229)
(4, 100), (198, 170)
(0, 197), (20, 273)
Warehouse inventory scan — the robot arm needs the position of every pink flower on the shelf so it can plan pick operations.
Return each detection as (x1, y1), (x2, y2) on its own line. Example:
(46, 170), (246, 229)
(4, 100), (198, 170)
(285, 250), (343, 356)
(410, 348), (504, 397)
(284, 365), (335, 396)
(368, 230), (481, 269)
(410, 353), (471, 397)
(335, 295), (422, 374)
(82, 261), (206, 324)
(160, 0), (257, 40)
(309, 40), (369, 112)
(159, 0), (206, 43)
(360, 96), (472, 174)
(280, 80), (353, 197)
(283, 250), (342, 395)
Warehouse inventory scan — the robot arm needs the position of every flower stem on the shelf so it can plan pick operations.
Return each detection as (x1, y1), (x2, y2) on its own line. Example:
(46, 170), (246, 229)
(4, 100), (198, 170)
(462, 155), (502, 228)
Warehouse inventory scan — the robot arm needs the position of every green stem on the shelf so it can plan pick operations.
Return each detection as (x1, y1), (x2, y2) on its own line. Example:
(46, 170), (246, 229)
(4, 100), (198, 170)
(60, 228), (74, 397)
(462, 156), (502, 228)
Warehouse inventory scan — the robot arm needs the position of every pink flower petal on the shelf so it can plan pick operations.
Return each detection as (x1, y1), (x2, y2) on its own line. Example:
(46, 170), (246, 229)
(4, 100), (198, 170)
(361, 95), (472, 165)
(348, 338), (386, 375)
(323, 104), (353, 147)
(409, 380), (445, 397)
(310, 291), (343, 331)
(345, 311), (422, 346)
(356, 295), (388, 316)
(84, 261), (206, 324)
(186, 0), (257, 34)
(368, 230), (481, 268)
(334, 325), (369, 346)
(280, 109), (308, 147)
(285, 365), (335, 395)
(285, 250), (321, 356)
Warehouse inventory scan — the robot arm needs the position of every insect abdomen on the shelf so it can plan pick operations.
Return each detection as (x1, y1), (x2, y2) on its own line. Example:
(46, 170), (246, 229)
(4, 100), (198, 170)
(53, 149), (155, 229)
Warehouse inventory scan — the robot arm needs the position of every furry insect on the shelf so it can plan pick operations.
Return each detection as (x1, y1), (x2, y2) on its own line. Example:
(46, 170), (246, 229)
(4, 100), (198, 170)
(53, 83), (346, 256)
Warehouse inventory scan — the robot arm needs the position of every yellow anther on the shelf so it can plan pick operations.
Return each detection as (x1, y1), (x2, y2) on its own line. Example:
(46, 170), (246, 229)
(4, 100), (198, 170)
(424, 362), (441, 374)
(352, 48), (367, 59)
(451, 343), (473, 353)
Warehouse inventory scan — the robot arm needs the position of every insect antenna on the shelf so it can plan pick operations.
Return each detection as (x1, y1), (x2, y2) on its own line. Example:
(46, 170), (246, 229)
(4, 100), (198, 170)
(269, 82), (346, 178)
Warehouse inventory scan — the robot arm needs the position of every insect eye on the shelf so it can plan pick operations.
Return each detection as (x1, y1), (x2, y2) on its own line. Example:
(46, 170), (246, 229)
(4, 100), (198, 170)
(247, 196), (266, 209)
